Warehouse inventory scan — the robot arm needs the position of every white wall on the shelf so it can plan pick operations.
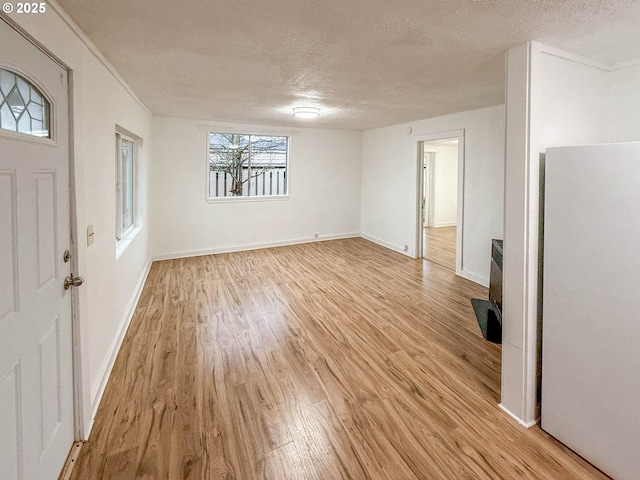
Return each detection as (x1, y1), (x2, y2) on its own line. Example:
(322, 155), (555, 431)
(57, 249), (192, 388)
(502, 41), (640, 427)
(7, 4), (153, 437)
(150, 117), (361, 258)
(533, 51), (610, 148)
(361, 105), (505, 285)
(609, 63), (640, 142)
(428, 145), (458, 227)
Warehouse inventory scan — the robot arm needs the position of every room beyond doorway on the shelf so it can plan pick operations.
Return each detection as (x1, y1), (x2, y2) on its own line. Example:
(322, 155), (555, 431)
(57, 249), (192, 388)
(423, 225), (457, 270)
(420, 137), (460, 271)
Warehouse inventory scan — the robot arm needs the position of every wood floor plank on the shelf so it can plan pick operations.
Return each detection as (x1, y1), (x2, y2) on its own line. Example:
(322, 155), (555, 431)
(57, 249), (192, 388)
(296, 400), (371, 480)
(423, 226), (457, 270)
(264, 441), (317, 480)
(70, 238), (608, 479)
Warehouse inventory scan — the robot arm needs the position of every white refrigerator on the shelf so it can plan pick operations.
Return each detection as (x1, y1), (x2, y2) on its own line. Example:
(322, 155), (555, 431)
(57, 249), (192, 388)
(541, 142), (640, 480)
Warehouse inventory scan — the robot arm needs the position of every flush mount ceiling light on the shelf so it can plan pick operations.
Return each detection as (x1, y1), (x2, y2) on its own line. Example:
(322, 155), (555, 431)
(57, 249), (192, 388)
(292, 106), (320, 119)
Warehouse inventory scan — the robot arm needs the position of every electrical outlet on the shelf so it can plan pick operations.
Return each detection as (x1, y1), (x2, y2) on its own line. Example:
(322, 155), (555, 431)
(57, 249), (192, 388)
(403, 245), (409, 252)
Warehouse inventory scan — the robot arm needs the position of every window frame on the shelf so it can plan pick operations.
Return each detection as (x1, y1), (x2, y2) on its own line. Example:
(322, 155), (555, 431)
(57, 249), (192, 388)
(115, 131), (137, 242)
(205, 130), (290, 202)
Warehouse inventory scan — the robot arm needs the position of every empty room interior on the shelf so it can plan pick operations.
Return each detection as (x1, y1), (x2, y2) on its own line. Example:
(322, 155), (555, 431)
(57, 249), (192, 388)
(1, 1), (640, 479)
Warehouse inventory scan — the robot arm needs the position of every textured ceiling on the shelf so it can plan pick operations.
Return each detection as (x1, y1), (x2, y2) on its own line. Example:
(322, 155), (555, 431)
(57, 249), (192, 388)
(58, 0), (640, 130)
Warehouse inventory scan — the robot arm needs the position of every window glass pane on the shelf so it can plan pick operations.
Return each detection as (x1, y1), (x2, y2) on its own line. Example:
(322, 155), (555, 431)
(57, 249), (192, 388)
(0, 68), (50, 138)
(0, 69), (15, 97)
(16, 77), (30, 103)
(6, 87), (26, 118)
(0, 102), (16, 131)
(41, 103), (50, 137)
(31, 119), (43, 135)
(17, 112), (30, 134)
(208, 132), (288, 198)
(209, 133), (251, 196)
(250, 135), (288, 196)
(27, 101), (43, 121)
(121, 138), (134, 232)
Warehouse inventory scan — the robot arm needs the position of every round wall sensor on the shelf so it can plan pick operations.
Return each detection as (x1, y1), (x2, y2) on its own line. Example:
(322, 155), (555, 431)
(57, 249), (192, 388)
(406, 127), (413, 135)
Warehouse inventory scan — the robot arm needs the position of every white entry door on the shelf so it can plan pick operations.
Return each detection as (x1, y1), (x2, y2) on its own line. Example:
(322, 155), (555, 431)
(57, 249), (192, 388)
(0, 19), (75, 480)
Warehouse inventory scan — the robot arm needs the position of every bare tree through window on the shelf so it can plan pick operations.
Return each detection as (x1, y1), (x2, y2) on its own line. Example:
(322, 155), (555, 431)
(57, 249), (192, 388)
(208, 133), (288, 197)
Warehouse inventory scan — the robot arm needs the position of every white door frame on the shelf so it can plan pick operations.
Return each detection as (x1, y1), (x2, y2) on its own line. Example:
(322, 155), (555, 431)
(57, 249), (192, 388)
(67, 70), (86, 441)
(421, 150), (436, 229)
(414, 129), (465, 275)
(2, 16), (85, 441)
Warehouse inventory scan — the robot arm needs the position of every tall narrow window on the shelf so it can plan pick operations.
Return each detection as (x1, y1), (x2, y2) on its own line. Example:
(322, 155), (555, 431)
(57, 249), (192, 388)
(207, 132), (288, 198)
(0, 67), (50, 137)
(116, 133), (135, 240)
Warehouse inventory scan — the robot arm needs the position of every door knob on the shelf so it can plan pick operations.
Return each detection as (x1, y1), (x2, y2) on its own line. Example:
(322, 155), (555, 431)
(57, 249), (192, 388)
(64, 274), (84, 290)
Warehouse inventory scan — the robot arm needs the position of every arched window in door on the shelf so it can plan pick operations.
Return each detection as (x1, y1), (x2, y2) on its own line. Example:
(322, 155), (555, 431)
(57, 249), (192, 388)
(0, 67), (50, 138)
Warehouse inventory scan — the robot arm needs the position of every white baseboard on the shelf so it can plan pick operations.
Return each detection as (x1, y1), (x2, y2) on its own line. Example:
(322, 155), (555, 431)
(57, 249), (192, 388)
(457, 269), (489, 287)
(152, 232), (360, 261)
(87, 258), (152, 434)
(434, 221), (457, 228)
(360, 233), (413, 258)
(498, 403), (538, 428)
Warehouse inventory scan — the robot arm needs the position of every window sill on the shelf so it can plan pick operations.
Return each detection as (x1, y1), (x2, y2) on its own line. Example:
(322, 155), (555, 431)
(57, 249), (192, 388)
(206, 195), (290, 204)
(116, 225), (142, 260)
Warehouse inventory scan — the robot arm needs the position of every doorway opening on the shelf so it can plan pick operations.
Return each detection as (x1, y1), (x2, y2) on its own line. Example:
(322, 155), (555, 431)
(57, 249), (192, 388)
(419, 136), (461, 271)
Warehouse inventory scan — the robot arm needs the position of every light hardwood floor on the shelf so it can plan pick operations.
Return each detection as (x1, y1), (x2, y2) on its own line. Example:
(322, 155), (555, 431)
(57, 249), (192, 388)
(70, 238), (607, 479)
(423, 226), (457, 271)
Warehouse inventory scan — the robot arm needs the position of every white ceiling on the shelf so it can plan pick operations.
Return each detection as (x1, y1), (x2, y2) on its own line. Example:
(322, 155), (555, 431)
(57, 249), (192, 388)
(58, 0), (640, 130)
